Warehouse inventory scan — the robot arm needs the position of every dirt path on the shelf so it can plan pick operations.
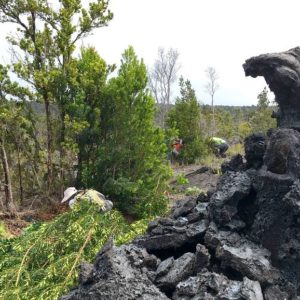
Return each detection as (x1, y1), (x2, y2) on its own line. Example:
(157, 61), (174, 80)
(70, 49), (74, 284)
(168, 164), (220, 203)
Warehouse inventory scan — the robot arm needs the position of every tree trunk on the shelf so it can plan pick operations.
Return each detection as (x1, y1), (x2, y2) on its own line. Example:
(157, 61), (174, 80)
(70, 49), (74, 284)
(76, 148), (83, 187)
(17, 145), (24, 205)
(59, 110), (65, 197)
(0, 136), (16, 215)
(211, 94), (216, 136)
(44, 96), (53, 192)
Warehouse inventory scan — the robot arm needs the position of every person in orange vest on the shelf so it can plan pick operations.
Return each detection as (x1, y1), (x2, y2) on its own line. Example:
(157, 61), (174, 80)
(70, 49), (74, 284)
(171, 138), (184, 162)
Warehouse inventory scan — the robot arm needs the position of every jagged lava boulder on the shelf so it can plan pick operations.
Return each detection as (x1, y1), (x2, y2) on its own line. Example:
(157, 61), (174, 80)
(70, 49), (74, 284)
(61, 239), (168, 300)
(244, 133), (266, 169)
(264, 128), (300, 177)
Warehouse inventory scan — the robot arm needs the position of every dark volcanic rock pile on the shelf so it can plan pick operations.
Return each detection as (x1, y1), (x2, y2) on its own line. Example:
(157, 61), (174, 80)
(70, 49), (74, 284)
(62, 128), (300, 300)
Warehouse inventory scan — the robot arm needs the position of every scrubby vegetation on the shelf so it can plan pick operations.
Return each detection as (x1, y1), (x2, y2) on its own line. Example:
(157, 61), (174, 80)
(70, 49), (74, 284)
(0, 201), (150, 299)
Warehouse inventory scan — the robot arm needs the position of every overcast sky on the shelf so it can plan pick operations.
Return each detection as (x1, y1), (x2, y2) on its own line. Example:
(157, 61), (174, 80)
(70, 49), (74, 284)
(1, 0), (300, 105)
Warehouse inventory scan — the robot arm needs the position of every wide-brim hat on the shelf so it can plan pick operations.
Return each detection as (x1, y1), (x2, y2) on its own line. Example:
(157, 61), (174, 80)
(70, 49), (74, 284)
(61, 187), (78, 203)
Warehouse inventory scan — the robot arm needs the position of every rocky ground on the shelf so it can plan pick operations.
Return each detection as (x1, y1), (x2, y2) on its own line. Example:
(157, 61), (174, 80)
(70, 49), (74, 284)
(169, 164), (220, 203)
(62, 128), (300, 300)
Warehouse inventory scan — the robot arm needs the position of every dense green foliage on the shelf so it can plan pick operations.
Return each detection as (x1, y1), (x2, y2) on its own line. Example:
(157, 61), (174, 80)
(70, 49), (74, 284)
(68, 47), (110, 187)
(102, 48), (171, 216)
(74, 47), (172, 217)
(0, 201), (149, 299)
(167, 77), (208, 164)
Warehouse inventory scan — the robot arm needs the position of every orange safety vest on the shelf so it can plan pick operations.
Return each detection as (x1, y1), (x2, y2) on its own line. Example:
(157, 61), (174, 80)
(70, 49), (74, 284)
(174, 142), (183, 152)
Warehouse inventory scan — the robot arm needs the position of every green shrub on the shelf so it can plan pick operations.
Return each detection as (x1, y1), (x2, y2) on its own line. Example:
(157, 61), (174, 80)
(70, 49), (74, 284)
(79, 47), (172, 218)
(166, 77), (209, 164)
(175, 173), (189, 185)
(0, 201), (150, 299)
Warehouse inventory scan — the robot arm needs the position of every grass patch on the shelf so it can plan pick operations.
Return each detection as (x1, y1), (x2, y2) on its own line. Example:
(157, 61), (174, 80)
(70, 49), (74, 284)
(227, 142), (244, 156)
(199, 143), (244, 173)
(184, 186), (205, 196)
(199, 154), (223, 173)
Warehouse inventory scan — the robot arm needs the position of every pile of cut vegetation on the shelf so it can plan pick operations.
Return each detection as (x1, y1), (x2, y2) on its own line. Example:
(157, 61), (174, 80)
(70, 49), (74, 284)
(0, 201), (149, 299)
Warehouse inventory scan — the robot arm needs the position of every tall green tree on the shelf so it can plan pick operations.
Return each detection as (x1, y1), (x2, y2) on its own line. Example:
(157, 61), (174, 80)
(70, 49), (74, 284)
(88, 47), (171, 217)
(167, 77), (207, 164)
(67, 47), (111, 188)
(0, 0), (113, 192)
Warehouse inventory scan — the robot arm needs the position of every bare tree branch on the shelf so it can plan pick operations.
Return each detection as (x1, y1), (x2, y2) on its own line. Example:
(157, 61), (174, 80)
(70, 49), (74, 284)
(148, 47), (180, 127)
(205, 66), (219, 135)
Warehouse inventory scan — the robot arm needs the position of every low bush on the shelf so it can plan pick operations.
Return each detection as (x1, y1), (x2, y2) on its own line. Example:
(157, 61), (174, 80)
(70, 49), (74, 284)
(175, 173), (189, 185)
